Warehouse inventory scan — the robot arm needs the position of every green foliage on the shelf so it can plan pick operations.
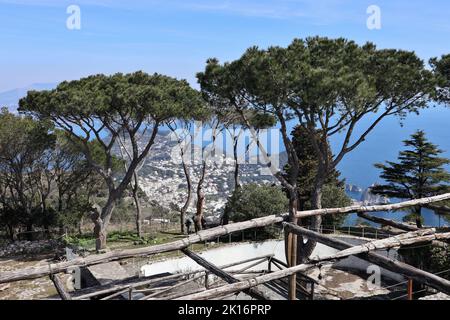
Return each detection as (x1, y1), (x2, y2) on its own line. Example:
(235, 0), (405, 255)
(224, 184), (288, 238)
(430, 54), (450, 104)
(372, 131), (450, 227)
(320, 184), (352, 226)
(63, 230), (156, 249)
(225, 184), (289, 222)
(0, 108), (56, 235)
(402, 212), (424, 225)
(18, 73), (206, 192)
(19, 72), (206, 124)
(18, 72), (206, 245)
(373, 130), (450, 199)
(399, 245), (450, 279)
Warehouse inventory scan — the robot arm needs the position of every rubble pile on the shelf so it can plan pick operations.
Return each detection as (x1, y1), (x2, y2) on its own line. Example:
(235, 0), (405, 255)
(0, 240), (61, 257)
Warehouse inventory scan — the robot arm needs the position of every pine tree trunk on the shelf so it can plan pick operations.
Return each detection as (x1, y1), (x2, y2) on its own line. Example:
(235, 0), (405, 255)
(233, 138), (240, 190)
(297, 178), (324, 263)
(132, 173), (142, 238)
(7, 225), (15, 242)
(195, 161), (207, 232)
(133, 191), (142, 238)
(180, 150), (192, 234)
(93, 196), (116, 251)
(416, 206), (423, 229)
(25, 223), (33, 241)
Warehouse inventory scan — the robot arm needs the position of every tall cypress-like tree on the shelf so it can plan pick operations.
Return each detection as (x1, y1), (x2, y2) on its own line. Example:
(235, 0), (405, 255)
(372, 130), (450, 228)
(284, 125), (351, 226)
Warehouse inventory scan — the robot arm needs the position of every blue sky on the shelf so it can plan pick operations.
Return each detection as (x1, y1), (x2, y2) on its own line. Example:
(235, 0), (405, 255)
(1, 0), (450, 92)
(1, 0), (450, 189)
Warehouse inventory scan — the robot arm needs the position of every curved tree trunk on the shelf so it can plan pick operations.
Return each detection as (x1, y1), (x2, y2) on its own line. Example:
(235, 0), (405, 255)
(180, 154), (192, 235)
(195, 161), (207, 233)
(25, 219), (33, 241)
(297, 179), (324, 263)
(233, 137), (240, 190)
(93, 194), (116, 251)
(7, 224), (15, 242)
(131, 172), (142, 238)
(78, 216), (83, 235)
(415, 206), (423, 229)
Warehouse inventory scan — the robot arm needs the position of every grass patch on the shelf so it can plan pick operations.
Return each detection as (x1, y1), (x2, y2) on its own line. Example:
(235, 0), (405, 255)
(62, 229), (183, 250)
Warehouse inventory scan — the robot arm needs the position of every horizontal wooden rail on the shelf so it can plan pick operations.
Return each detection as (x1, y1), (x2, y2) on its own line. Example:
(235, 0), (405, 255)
(0, 215), (286, 284)
(296, 193), (450, 219)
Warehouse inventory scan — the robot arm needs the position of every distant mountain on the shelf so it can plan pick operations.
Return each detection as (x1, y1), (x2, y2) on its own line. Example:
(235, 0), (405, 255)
(0, 83), (56, 112)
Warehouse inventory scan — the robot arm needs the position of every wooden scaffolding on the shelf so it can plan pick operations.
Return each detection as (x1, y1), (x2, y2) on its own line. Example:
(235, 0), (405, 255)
(0, 193), (449, 300)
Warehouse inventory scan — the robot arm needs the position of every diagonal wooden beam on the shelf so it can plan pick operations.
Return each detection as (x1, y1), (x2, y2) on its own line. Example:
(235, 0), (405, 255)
(50, 274), (72, 300)
(357, 212), (419, 231)
(177, 229), (450, 300)
(181, 248), (271, 300)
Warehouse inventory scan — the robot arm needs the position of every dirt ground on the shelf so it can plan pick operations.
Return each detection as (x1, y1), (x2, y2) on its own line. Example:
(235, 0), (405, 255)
(0, 254), (72, 300)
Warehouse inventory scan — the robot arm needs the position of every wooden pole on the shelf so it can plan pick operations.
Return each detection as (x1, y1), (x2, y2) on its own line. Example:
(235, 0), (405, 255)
(283, 223), (450, 295)
(357, 212), (418, 231)
(175, 227), (450, 301)
(140, 273), (205, 300)
(323, 229), (444, 260)
(407, 279), (413, 300)
(295, 193), (450, 219)
(50, 274), (72, 300)
(174, 262), (327, 300)
(357, 212), (448, 247)
(287, 224), (298, 300)
(181, 248), (271, 300)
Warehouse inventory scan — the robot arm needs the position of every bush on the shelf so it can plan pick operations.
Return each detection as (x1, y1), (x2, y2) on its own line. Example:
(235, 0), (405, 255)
(224, 184), (288, 239)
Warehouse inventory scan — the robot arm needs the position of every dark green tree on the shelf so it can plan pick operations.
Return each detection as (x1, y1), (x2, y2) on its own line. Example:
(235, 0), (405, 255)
(224, 183), (288, 238)
(284, 125), (351, 227)
(19, 72), (205, 250)
(430, 54), (450, 105)
(372, 130), (450, 228)
(0, 108), (56, 240)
